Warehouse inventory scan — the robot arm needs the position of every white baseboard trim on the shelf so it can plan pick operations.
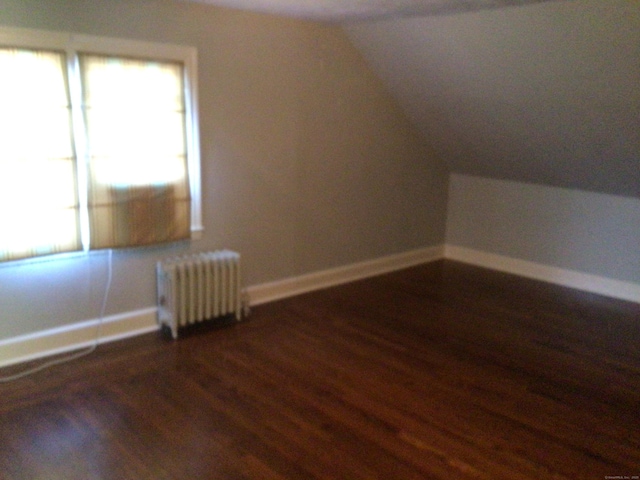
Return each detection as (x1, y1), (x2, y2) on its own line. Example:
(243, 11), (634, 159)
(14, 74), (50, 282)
(0, 307), (158, 368)
(0, 246), (444, 369)
(4, 243), (636, 369)
(445, 245), (640, 304)
(247, 245), (445, 306)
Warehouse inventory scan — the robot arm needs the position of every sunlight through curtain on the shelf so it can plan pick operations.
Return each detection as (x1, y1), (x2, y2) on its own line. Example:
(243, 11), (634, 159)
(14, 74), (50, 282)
(0, 48), (81, 262)
(79, 54), (191, 249)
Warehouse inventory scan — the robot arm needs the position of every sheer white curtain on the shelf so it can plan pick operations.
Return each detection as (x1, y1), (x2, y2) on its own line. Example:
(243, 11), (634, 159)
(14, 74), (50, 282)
(0, 48), (81, 262)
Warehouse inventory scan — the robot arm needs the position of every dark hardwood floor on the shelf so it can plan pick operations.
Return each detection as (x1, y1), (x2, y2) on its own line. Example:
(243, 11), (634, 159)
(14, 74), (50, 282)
(1, 260), (639, 479)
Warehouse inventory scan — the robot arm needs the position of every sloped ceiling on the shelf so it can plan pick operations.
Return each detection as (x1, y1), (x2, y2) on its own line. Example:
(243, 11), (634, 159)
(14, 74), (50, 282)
(344, 0), (640, 198)
(180, 0), (562, 21)
(182, 0), (640, 198)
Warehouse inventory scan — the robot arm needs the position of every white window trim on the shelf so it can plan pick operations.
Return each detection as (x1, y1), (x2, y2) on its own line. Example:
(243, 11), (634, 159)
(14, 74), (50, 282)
(0, 26), (203, 241)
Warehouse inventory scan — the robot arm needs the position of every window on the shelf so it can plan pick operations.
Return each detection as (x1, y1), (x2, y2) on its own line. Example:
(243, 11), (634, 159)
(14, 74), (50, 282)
(0, 28), (201, 263)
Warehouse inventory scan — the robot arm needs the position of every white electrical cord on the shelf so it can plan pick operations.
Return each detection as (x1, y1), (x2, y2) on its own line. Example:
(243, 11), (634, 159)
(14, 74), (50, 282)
(0, 249), (113, 383)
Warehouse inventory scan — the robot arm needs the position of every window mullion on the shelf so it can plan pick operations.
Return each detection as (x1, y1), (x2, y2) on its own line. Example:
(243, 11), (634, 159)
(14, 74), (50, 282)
(67, 48), (90, 252)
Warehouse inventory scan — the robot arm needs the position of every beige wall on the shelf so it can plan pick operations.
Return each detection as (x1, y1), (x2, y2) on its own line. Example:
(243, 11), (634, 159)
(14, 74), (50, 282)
(0, 0), (449, 339)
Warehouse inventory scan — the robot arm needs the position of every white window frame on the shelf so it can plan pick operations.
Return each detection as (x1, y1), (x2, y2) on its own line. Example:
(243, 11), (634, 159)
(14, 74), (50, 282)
(0, 26), (203, 248)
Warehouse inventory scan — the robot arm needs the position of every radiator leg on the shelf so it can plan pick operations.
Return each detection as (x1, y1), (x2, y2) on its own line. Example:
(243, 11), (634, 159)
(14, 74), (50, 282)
(241, 290), (251, 319)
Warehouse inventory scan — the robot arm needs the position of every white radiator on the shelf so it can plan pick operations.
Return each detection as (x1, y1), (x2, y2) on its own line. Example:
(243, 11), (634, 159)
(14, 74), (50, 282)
(157, 250), (243, 339)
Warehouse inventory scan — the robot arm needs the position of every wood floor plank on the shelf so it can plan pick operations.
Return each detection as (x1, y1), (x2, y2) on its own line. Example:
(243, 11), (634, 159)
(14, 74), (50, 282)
(1, 260), (639, 479)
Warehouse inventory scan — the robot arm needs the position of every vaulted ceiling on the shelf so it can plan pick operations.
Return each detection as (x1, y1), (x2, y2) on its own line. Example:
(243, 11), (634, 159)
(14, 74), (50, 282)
(184, 0), (640, 198)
